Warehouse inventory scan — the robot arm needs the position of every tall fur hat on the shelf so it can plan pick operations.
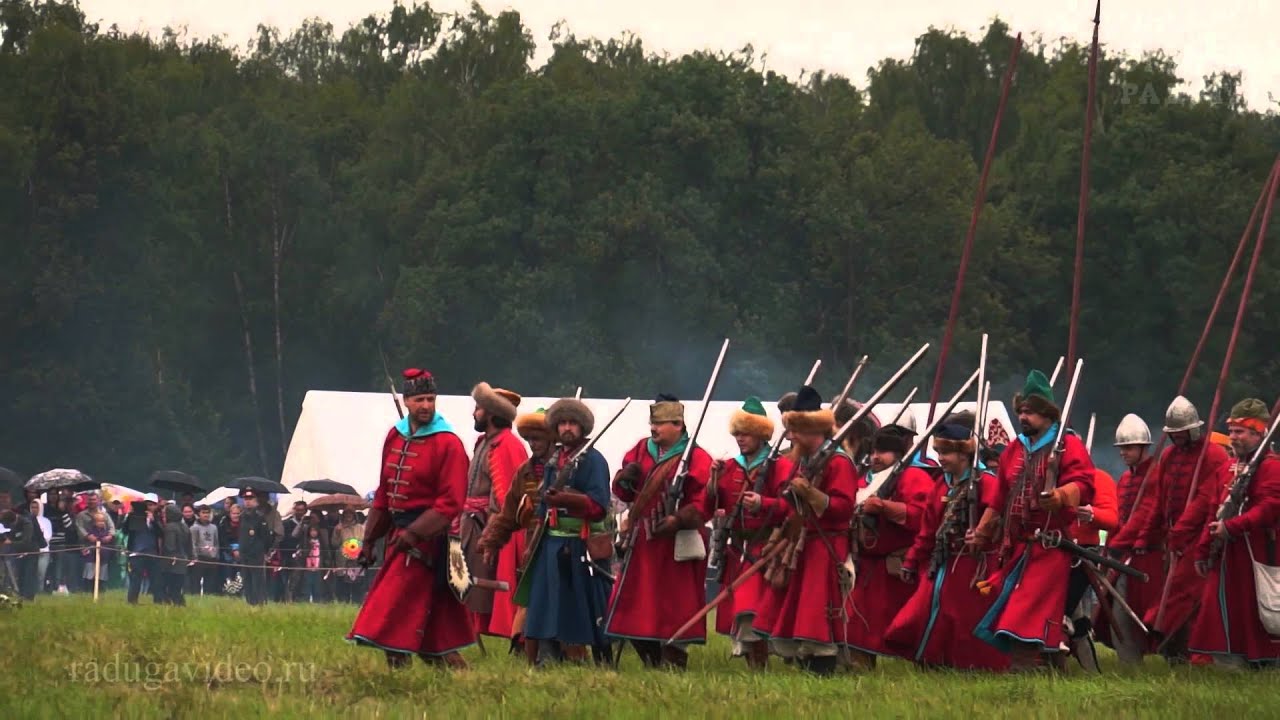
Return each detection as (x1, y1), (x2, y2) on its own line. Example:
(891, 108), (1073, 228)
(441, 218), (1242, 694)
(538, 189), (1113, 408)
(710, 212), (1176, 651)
(873, 426), (910, 455)
(1012, 370), (1060, 422)
(835, 399), (880, 443)
(650, 393), (685, 424)
(546, 398), (594, 436)
(472, 382), (521, 423)
(932, 423), (977, 456)
(782, 385), (835, 435)
(516, 408), (552, 440)
(730, 396), (774, 439)
(401, 368), (437, 398)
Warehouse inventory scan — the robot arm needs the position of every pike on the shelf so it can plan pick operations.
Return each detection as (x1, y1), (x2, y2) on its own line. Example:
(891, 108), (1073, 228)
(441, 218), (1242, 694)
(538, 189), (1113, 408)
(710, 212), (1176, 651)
(1205, 401), (1280, 568)
(606, 340), (729, 660)
(512, 397), (633, 605)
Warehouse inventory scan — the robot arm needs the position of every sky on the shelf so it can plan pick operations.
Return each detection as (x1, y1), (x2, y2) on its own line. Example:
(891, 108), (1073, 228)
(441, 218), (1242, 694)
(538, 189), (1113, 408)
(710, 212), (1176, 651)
(76, 0), (1279, 111)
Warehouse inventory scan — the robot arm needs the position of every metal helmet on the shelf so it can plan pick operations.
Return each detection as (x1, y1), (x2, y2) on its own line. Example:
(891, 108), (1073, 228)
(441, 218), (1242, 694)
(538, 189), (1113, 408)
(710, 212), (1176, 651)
(1163, 395), (1204, 436)
(1114, 413), (1152, 446)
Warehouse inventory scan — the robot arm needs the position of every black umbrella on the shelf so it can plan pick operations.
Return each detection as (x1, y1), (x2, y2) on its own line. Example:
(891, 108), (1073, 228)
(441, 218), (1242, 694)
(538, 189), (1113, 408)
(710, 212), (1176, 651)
(226, 476), (290, 494)
(293, 479), (359, 496)
(148, 470), (206, 497)
(0, 467), (23, 504)
(26, 468), (100, 493)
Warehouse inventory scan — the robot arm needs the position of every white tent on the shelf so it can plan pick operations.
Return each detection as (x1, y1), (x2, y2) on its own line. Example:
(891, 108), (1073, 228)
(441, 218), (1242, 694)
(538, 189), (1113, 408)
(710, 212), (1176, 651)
(277, 390), (1016, 508)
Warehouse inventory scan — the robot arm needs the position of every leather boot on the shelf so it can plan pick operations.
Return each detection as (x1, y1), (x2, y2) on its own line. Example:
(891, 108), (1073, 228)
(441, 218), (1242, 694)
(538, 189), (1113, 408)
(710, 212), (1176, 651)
(744, 641), (769, 670)
(803, 655), (837, 676)
(632, 640), (662, 668)
(441, 652), (468, 670)
(661, 645), (689, 670)
(562, 644), (590, 664)
(385, 651), (411, 669)
(847, 648), (876, 671)
(524, 638), (540, 667)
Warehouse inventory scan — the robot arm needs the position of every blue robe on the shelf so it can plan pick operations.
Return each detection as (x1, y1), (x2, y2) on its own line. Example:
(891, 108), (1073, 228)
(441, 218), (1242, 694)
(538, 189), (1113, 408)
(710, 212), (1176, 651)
(523, 447), (614, 646)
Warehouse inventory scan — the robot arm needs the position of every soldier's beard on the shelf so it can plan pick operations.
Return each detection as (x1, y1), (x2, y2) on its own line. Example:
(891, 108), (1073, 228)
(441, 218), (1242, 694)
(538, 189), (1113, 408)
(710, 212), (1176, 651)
(1018, 421), (1036, 436)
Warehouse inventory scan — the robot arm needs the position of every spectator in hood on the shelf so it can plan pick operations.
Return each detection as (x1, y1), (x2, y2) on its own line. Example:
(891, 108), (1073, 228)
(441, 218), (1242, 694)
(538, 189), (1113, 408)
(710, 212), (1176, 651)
(123, 500), (161, 604)
(30, 500), (52, 593)
(159, 504), (193, 605)
(81, 512), (114, 592)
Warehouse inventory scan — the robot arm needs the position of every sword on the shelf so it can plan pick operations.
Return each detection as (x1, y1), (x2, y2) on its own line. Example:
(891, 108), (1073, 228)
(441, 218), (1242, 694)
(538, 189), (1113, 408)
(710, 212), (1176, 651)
(1035, 529), (1148, 581)
(1083, 560), (1149, 635)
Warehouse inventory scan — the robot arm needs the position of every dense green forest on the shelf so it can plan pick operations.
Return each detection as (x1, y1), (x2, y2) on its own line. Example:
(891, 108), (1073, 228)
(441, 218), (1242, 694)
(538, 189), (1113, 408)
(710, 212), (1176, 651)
(1, 0), (1277, 485)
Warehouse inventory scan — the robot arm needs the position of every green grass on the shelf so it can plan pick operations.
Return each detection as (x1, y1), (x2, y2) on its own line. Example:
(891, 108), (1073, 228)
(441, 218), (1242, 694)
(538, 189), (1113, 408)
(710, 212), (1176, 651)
(2, 593), (1278, 719)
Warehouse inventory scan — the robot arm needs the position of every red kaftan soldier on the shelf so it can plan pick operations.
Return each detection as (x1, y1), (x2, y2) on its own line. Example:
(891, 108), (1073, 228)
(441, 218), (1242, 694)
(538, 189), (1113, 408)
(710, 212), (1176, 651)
(607, 394), (713, 669)
(702, 396), (794, 669)
(1107, 396), (1231, 663)
(479, 407), (555, 651)
(753, 386), (858, 676)
(1188, 398), (1280, 666)
(843, 425), (934, 668)
(347, 368), (473, 668)
(1093, 413), (1158, 663)
(884, 421), (1010, 671)
(464, 382), (529, 637)
(973, 370), (1095, 670)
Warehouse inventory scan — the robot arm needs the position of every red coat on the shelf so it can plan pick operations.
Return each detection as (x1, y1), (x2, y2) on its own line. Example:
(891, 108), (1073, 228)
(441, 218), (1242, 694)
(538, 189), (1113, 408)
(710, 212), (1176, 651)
(1111, 440), (1231, 552)
(607, 438), (712, 644)
(1095, 457), (1162, 652)
(975, 429), (1094, 652)
(1189, 455), (1280, 661)
(754, 453), (858, 646)
(702, 451), (794, 637)
(843, 466), (934, 656)
(477, 430), (530, 638)
(348, 419), (474, 656)
(885, 469), (1010, 670)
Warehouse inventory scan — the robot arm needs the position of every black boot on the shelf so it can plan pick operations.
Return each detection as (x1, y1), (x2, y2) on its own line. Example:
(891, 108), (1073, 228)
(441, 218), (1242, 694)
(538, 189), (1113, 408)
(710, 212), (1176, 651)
(803, 655), (837, 677)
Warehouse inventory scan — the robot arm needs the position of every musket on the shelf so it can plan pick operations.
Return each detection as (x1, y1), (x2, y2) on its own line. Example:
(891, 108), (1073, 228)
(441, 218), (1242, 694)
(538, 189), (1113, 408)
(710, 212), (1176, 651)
(1049, 356), (1066, 387)
(754, 358), (822, 496)
(378, 345), (404, 419)
(968, 336), (989, 532)
(863, 367), (980, 534)
(516, 398), (633, 584)
(1041, 358), (1084, 496)
(1034, 529), (1148, 581)
(664, 338), (731, 516)
(574, 387), (583, 400)
(666, 532), (790, 644)
(1084, 413), (1097, 452)
(831, 355), (869, 411)
(1206, 404), (1280, 568)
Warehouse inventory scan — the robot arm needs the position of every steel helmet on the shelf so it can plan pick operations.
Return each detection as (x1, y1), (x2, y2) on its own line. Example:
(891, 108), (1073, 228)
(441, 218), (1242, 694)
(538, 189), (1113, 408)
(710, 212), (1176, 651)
(1114, 414), (1152, 446)
(1163, 395), (1204, 437)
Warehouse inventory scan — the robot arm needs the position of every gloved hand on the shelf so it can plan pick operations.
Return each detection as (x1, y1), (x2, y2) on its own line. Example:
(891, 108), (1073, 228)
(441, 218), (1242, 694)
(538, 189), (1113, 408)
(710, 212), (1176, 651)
(652, 515), (680, 538)
(616, 462), (643, 490)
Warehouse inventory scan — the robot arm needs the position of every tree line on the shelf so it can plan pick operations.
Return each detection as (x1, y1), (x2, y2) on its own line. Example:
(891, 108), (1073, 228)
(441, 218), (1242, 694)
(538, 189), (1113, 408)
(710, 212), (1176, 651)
(1, 0), (1277, 486)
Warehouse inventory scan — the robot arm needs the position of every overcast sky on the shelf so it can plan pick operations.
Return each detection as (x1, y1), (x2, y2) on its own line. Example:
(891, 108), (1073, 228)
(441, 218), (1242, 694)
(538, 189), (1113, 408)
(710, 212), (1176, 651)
(78, 0), (1279, 110)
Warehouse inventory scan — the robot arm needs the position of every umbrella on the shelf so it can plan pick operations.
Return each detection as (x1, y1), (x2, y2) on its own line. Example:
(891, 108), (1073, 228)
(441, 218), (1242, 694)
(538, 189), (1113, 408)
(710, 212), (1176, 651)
(148, 470), (206, 497)
(226, 476), (290, 494)
(307, 493), (369, 511)
(294, 479), (359, 496)
(26, 468), (100, 493)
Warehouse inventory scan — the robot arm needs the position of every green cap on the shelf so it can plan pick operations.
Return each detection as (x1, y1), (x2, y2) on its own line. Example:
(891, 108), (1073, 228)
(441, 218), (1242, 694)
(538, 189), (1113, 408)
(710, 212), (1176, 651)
(1229, 398), (1269, 423)
(1021, 370), (1055, 405)
(741, 396), (767, 417)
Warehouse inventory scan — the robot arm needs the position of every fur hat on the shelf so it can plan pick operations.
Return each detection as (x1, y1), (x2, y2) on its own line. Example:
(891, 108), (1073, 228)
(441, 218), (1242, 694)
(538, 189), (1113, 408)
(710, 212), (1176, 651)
(943, 410), (976, 429)
(401, 368), (437, 398)
(547, 398), (594, 436)
(873, 426), (910, 455)
(783, 385), (835, 436)
(516, 408), (552, 440)
(777, 391), (798, 414)
(471, 382), (520, 423)
(1228, 398), (1270, 434)
(730, 396), (774, 439)
(1013, 370), (1059, 422)
(932, 423), (977, 455)
(650, 393), (685, 424)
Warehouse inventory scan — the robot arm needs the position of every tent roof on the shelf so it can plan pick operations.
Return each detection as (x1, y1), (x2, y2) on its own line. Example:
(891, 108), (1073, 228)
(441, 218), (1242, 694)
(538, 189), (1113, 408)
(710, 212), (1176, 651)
(275, 390), (1017, 506)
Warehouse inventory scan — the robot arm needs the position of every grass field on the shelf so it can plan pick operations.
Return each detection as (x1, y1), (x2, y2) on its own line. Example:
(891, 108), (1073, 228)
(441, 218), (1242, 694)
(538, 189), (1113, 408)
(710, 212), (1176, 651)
(1, 593), (1278, 719)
